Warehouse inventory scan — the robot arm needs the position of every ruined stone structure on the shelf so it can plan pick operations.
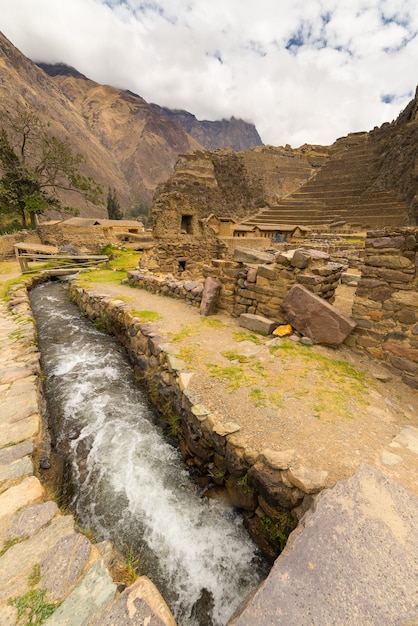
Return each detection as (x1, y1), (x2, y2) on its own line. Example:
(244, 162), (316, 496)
(350, 227), (418, 388)
(128, 247), (344, 323)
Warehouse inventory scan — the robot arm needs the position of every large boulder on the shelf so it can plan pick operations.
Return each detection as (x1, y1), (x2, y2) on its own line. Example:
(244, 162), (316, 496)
(230, 464), (418, 625)
(281, 284), (356, 345)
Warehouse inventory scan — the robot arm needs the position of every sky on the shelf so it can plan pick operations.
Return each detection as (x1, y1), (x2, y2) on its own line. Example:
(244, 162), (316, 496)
(1, 0), (417, 147)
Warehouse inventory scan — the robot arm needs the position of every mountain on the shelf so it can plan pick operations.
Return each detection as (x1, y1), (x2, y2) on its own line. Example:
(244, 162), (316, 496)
(150, 104), (263, 151)
(0, 32), (202, 216)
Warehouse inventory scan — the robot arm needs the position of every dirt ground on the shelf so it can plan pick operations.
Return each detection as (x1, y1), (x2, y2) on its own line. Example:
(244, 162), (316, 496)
(1, 260), (417, 497)
(81, 279), (418, 497)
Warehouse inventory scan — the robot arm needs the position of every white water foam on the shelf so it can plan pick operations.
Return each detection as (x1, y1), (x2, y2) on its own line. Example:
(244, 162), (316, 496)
(31, 282), (267, 625)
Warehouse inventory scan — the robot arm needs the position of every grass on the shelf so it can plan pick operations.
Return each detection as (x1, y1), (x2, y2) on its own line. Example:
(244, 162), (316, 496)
(131, 309), (161, 323)
(0, 537), (20, 557)
(9, 589), (57, 625)
(232, 331), (264, 344)
(267, 339), (369, 419)
(206, 362), (258, 391)
(75, 248), (142, 286)
(170, 324), (200, 342)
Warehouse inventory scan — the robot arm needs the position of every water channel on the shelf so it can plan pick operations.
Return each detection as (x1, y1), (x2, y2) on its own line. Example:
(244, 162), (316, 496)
(30, 281), (268, 626)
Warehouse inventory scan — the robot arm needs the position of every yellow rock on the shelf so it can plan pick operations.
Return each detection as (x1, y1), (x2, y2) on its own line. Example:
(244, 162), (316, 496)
(273, 324), (293, 337)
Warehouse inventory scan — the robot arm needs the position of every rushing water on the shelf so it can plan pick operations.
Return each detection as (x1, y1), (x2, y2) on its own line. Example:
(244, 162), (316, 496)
(30, 281), (267, 626)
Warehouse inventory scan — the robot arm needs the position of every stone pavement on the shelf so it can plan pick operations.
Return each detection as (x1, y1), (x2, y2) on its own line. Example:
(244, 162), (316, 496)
(0, 284), (176, 625)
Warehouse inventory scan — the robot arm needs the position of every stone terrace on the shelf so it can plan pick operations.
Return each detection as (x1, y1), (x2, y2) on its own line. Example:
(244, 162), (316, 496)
(242, 133), (410, 231)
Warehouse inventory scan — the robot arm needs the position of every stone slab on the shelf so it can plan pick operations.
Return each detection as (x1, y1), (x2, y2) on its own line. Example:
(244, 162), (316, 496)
(239, 313), (277, 335)
(91, 576), (177, 626)
(0, 476), (44, 542)
(0, 516), (75, 603)
(0, 456), (33, 482)
(41, 533), (93, 602)
(281, 284), (356, 345)
(7, 501), (59, 540)
(233, 248), (275, 265)
(43, 559), (117, 626)
(0, 413), (39, 447)
(0, 440), (33, 465)
(230, 464), (418, 625)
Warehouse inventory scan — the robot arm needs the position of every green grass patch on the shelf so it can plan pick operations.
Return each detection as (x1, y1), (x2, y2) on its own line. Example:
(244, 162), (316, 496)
(75, 249), (142, 285)
(170, 324), (200, 342)
(0, 537), (20, 557)
(206, 362), (258, 391)
(221, 350), (251, 363)
(199, 317), (226, 329)
(131, 309), (161, 323)
(9, 589), (58, 625)
(249, 388), (268, 407)
(232, 331), (264, 344)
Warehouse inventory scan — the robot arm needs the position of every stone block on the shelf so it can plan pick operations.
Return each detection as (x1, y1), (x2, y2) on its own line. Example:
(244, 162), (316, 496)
(281, 285), (356, 346)
(239, 314), (277, 335)
(91, 576), (176, 626)
(231, 464), (418, 626)
(233, 247), (275, 264)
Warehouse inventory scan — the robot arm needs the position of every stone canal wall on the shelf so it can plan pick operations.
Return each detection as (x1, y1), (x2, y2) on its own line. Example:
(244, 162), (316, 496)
(350, 227), (418, 389)
(69, 283), (328, 563)
(0, 279), (177, 626)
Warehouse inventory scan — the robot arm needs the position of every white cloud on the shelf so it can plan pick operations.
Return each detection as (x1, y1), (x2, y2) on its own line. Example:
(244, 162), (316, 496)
(0, 0), (417, 146)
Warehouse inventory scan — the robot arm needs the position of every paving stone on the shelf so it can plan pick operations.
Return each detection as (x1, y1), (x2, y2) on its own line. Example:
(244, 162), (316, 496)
(0, 455), (33, 482)
(0, 413), (39, 447)
(43, 559), (117, 626)
(0, 392), (38, 423)
(7, 501), (59, 540)
(0, 439), (33, 465)
(0, 476), (44, 542)
(91, 576), (177, 626)
(41, 533), (93, 602)
(0, 515), (75, 603)
(231, 464), (418, 625)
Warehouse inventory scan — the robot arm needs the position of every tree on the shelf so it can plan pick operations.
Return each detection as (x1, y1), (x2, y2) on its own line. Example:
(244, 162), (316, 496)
(0, 105), (103, 228)
(106, 188), (123, 220)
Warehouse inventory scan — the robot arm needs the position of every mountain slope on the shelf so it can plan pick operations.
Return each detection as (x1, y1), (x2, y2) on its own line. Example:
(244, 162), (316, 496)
(150, 104), (263, 151)
(38, 64), (202, 207)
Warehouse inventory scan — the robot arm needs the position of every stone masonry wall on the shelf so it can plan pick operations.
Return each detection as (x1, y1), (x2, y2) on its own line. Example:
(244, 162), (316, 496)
(127, 248), (344, 324)
(0, 231), (42, 258)
(68, 283), (327, 563)
(350, 227), (418, 388)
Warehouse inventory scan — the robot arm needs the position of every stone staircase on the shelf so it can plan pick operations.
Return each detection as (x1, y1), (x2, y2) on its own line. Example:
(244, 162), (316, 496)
(241, 133), (410, 230)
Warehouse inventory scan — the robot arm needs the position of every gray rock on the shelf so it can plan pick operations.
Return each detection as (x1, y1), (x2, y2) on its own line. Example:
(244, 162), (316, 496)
(233, 247), (275, 265)
(290, 249), (312, 269)
(0, 440), (33, 465)
(281, 284), (356, 345)
(200, 276), (221, 316)
(230, 464), (418, 625)
(7, 501), (59, 540)
(43, 559), (117, 626)
(0, 456), (33, 482)
(239, 313), (277, 335)
(0, 516), (75, 603)
(41, 534), (94, 602)
(91, 576), (177, 625)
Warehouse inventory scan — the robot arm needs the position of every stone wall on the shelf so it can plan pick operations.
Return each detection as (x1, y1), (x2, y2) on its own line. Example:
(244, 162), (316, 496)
(37, 223), (114, 253)
(0, 231), (42, 258)
(128, 247), (345, 323)
(68, 284), (326, 562)
(350, 227), (418, 388)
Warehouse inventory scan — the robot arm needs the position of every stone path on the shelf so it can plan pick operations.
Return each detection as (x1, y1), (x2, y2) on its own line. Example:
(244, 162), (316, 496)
(0, 285), (176, 625)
